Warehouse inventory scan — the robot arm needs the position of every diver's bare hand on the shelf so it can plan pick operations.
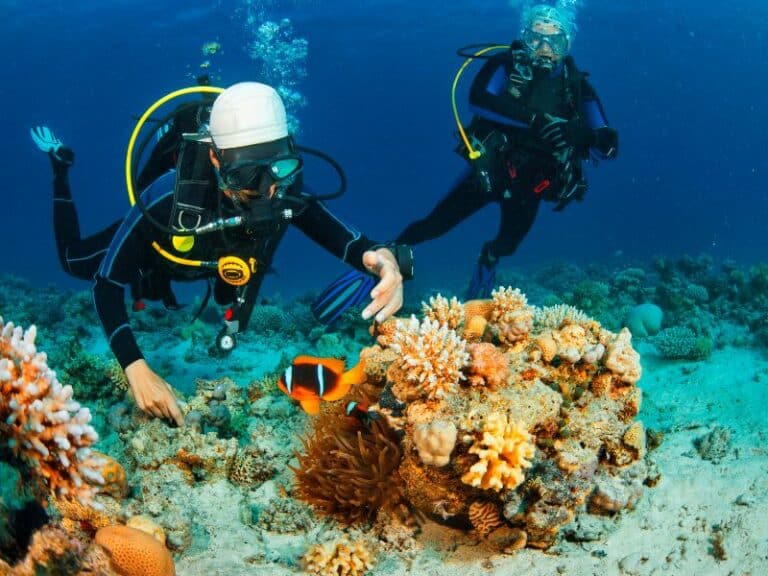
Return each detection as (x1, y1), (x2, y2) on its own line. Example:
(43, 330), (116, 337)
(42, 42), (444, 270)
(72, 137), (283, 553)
(361, 248), (403, 323)
(124, 359), (184, 426)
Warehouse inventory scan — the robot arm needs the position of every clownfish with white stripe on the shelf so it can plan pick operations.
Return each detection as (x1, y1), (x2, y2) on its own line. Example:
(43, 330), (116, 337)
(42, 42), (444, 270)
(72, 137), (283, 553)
(277, 355), (366, 415)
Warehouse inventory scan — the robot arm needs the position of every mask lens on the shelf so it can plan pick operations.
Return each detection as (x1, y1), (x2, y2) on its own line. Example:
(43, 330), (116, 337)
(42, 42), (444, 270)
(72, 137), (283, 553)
(524, 29), (568, 56)
(268, 157), (302, 181)
(222, 162), (264, 191)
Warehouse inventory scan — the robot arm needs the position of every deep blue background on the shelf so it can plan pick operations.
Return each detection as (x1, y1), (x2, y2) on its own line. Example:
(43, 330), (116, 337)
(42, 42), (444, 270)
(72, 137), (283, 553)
(2, 0), (767, 301)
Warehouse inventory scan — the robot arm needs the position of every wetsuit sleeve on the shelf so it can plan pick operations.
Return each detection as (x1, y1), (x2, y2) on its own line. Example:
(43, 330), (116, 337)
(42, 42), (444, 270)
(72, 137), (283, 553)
(92, 183), (174, 369)
(579, 78), (618, 160)
(291, 199), (382, 273)
(469, 48), (536, 128)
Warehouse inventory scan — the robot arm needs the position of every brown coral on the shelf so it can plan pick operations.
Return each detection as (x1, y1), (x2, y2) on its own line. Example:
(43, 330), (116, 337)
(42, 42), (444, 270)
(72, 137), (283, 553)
(292, 410), (404, 524)
(468, 500), (505, 536)
(0, 526), (88, 575)
(95, 525), (175, 576)
(227, 445), (276, 486)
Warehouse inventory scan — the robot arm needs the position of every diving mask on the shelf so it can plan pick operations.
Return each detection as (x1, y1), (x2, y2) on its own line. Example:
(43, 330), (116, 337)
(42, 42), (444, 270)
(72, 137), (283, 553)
(522, 28), (570, 57)
(220, 155), (303, 192)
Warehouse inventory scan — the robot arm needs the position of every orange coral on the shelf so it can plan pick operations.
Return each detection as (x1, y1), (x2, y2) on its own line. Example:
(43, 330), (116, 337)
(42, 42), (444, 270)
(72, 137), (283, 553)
(95, 525), (175, 576)
(465, 343), (510, 388)
(92, 451), (129, 499)
(464, 299), (494, 321)
(0, 318), (103, 503)
(461, 413), (535, 491)
(463, 315), (488, 342)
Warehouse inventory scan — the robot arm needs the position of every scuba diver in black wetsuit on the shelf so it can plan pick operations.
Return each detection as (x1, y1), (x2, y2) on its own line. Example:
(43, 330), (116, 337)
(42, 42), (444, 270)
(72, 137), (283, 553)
(31, 82), (414, 426)
(395, 4), (618, 299)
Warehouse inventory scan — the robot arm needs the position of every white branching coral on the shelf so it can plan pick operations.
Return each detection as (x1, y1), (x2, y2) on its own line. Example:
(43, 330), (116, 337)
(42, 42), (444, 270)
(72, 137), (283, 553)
(422, 294), (465, 330)
(461, 412), (535, 492)
(390, 316), (469, 400)
(534, 304), (591, 330)
(0, 318), (104, 503)
(490, 287), (534, 344)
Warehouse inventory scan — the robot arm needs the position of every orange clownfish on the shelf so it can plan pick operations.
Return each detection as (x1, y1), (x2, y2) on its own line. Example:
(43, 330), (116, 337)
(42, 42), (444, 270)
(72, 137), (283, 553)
(277, 355), (366, 415)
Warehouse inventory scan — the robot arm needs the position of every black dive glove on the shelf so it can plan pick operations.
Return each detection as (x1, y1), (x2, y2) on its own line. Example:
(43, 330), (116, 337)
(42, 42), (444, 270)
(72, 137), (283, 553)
(49, 147), (75, 174)
(531, 113), (597, 155)
(531, 113), (572, 153)
(591, 126), (619, 159)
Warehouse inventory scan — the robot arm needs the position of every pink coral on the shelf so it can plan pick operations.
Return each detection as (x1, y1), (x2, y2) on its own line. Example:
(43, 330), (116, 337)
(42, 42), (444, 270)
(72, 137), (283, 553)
(465, 343), (510, 388)
(0, 317), (104, 503)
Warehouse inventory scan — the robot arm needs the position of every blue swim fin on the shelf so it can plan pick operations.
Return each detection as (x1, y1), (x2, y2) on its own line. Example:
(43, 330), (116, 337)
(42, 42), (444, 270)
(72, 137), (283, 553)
(312, 269), (377, 325)
(466, 259), (497, 300)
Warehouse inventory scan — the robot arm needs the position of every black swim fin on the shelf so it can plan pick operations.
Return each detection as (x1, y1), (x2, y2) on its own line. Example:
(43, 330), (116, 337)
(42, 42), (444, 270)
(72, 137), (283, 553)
(312, 269), (377, 325)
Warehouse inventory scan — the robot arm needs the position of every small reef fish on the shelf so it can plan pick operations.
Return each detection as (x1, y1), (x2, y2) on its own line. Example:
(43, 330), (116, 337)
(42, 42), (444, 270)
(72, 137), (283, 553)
(277, 355), (366, 415)
(345, 400), (381, 427)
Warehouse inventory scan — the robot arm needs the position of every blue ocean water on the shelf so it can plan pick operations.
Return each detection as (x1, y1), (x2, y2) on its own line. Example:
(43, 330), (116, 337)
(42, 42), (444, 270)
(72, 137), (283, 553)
(2, 0), (766, 298)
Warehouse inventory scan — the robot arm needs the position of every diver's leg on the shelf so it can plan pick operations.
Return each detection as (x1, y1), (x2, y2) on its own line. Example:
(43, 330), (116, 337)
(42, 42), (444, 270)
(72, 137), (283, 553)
(466, 180), (541, 299)
(395, 168), (490, 245)
(53, 169), (120, 279)
(483, 184), (542, 262)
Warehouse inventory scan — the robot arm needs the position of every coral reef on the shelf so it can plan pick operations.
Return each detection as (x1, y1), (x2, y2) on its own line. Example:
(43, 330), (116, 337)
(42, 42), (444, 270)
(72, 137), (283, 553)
(295, 286), (648, 551)
(0, 318), (104, 504)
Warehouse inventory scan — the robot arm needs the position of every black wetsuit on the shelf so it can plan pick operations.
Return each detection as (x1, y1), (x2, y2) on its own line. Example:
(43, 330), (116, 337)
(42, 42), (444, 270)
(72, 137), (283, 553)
(52, 160), (382, 370)
(396, 41), (617, 265)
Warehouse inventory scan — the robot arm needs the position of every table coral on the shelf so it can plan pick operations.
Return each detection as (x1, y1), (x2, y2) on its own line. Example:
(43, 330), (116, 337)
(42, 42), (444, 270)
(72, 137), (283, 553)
(0, 318), (104, 504)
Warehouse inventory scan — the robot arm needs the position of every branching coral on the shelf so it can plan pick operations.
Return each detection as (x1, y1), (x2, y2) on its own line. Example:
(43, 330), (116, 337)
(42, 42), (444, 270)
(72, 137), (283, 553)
(0, 318), (104, 504)
(302, 539), (375, 576)
(422, 294), (464, 330)
(534, 304), (591, 330)
(461, 412), (535, 492)
(292, 410), (404, 524)
(490, 287), (535, 345)
(388, 316), (469, 401)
